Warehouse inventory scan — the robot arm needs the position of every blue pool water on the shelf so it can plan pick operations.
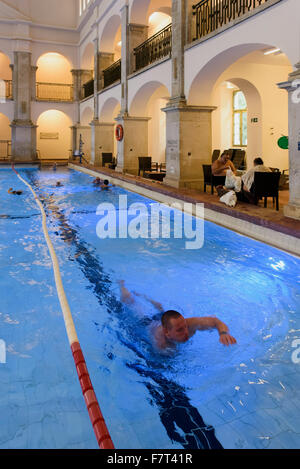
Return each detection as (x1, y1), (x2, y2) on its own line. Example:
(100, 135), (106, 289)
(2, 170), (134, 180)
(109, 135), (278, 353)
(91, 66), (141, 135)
(0, 166), (299, 449)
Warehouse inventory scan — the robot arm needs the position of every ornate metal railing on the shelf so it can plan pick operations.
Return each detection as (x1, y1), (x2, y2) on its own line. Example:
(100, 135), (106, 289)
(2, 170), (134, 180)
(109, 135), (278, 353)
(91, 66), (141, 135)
(36, 82), (74, 102)
(192, 0), (271, 41)
(134, 23), (172, 72)
(0, 140), (11, 160)
(103, 59), (121, 89)
(83, 79), (94, 99)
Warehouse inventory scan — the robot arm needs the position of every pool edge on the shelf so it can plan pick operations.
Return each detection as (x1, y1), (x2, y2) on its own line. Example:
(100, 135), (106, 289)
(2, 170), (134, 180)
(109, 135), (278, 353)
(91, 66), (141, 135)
(68, 163), (300, 258)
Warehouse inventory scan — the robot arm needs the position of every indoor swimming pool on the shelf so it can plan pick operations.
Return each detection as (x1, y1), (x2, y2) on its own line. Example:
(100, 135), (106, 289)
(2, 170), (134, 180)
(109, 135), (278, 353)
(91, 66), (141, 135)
(0, 166), (299, 449)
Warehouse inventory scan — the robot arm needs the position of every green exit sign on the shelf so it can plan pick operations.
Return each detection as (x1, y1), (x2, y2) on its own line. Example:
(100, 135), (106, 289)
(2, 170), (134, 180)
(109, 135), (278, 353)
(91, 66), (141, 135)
(251, 118), (258, 123)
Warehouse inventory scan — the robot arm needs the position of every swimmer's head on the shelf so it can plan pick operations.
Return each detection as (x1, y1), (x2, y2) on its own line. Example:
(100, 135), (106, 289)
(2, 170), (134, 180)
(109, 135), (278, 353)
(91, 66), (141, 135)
(103, 180), (109, 186)
(161, 310), (189, 343)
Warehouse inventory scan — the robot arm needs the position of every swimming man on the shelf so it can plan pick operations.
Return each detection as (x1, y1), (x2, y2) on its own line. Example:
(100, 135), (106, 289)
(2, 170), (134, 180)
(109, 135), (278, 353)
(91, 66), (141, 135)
(119, 282), (237, 350)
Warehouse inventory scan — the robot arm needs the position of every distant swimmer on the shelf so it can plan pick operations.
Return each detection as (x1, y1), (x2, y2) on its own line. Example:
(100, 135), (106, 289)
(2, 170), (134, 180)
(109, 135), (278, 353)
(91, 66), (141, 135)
(8, 188), (23, 195)
(92, 177), (102, 186)
(101, 180), (111, 190)
(55, 181), (63, 187)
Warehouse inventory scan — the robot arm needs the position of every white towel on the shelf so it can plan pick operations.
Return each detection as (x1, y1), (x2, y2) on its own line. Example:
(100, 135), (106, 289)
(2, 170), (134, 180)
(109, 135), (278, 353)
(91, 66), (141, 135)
(225, 169), (242, 192)
(220, 190), (237, 207)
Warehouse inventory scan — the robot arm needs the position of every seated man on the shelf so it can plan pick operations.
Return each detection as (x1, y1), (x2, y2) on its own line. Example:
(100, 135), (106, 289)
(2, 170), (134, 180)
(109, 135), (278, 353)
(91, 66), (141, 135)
(212, 151), (236, 177)
(155, 310), (237, 350)
(242, 157), (271, 192)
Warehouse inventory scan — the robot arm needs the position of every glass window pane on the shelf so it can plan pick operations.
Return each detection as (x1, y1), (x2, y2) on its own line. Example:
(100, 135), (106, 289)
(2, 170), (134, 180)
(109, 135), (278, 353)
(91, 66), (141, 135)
(233, 91), (247, 110)
(242, 111), (248, 146)
(233, 112), (241, 146)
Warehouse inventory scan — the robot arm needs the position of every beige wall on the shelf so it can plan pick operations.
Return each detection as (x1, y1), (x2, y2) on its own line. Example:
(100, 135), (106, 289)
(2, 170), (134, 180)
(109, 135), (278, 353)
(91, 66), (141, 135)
(147, 92), (167, 164)
(37, 110), (72, 159)
(211, 58), (292, 171)
(36, 53), (73, 83)
(0, 52), (11, 80)
(0, 113), (11, 140)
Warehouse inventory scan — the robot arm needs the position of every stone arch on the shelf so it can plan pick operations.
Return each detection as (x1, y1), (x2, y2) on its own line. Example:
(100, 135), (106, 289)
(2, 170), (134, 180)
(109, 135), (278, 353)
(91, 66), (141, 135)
(99, 15), (122, 54)
(36, 109), (73, 160)
(187, 43), (293, 105)
(129, 80), (170, 116)
(81, 106), (94, 126)
(80, 42), (94, 71)
(99, 97), (120, 122)
(212, 78), (263, 168)
(130, 80), (170, 163)
(36, 52), (73, 84)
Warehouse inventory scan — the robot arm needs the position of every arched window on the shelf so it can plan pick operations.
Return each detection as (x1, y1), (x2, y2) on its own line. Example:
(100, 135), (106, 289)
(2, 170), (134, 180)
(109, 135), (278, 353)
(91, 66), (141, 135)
(233, 90), (247, 147)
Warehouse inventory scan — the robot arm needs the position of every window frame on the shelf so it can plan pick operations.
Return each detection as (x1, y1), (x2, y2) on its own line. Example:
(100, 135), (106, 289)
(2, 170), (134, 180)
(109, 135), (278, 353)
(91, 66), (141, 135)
(232, 90), (248, 148)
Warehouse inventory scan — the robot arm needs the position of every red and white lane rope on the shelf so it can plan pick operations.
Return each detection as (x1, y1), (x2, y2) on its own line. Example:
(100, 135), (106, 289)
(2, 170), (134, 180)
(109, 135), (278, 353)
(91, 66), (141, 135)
(12, 164), (114, 449)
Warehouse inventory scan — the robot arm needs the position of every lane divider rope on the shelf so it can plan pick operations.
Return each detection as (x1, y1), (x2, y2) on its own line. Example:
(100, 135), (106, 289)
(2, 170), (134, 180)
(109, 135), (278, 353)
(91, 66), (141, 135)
(12, 164), (114, 450)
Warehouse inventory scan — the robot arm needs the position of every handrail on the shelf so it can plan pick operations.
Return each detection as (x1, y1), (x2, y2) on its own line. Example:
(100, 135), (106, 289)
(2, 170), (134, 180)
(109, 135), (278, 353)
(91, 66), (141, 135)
(134, 23), (172, 72)
(4, 80), (13, 99)
(0, 140), (11, 159)
(102, 59), (121, 89)
(11, 164), (115, 450)
(192, 0), (272, 41)
(36, 82), (74, 102)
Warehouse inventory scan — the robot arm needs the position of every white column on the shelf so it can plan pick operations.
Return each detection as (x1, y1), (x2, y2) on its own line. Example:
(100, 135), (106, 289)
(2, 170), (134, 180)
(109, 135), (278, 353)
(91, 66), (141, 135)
(278, 63), (300, 220)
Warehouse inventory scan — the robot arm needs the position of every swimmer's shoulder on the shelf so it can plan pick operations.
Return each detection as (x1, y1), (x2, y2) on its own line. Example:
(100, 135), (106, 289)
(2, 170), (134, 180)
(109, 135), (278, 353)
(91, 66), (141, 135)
(152, 324), (167, 350)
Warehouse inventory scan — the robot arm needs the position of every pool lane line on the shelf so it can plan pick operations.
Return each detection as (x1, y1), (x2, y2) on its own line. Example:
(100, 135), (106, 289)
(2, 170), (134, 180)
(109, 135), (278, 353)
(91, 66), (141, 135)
(11, 164), (114, 450)
(26, 170), (223, 450)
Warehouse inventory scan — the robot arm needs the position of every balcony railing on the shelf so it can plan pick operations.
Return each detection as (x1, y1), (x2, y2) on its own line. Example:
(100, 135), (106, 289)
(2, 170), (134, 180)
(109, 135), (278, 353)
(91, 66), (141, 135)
(192, 0), (271, 41)
(134, 23), (172, 72)
(103, 59), (121, 89)
(0, 140), (11, 160)
(5, 80), (13, 99)
(36, 82), (74, 102)
(83, 79), (94, 99)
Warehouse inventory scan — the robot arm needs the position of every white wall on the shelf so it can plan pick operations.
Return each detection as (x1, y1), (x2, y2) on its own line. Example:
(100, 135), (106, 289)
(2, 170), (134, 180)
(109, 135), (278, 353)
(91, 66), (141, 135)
(211, 58), (292, 171)
(3, 0), (77, 28)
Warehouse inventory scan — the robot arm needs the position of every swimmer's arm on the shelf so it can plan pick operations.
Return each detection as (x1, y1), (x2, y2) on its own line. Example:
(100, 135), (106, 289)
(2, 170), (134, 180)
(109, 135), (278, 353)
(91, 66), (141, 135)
(187, 317), (237, 346)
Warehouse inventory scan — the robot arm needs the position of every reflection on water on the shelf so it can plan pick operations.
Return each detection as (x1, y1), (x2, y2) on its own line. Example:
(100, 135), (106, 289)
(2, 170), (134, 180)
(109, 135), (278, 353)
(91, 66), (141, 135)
(24, 170), (223, 449)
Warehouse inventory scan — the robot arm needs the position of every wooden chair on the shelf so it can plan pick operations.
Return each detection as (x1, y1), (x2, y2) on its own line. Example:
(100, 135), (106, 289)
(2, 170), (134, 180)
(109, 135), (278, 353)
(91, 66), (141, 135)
(102, 153), (113, 167)
(203, 165), (226, 195)
(138, 156), (152, 176)
(252, 172), (281, 211)
(232, 149), (246, 170)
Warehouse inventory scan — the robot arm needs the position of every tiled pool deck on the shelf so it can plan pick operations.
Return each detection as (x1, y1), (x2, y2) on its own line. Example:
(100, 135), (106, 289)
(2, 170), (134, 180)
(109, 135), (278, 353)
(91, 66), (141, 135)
(69, 162), (300, 257)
